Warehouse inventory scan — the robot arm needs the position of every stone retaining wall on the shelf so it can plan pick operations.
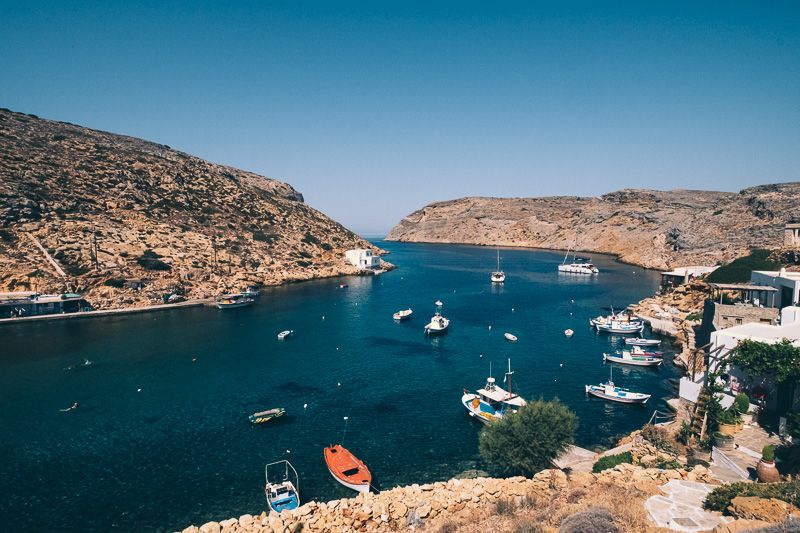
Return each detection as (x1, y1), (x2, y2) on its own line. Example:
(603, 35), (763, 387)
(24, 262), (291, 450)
(178, 463), (715, 533)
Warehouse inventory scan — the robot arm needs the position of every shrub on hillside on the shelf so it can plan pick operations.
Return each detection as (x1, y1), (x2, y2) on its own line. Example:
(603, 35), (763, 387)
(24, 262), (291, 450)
(703, 480), (800, 512)
(558, 507), (617, 533)
(741, 517), (800, 533)
(136, 249), (171, 271)
(592, 451), (633, 473)
(478, 398), (578, 475)
(705, 249), (781, 283)
(513, 519), (544, 533)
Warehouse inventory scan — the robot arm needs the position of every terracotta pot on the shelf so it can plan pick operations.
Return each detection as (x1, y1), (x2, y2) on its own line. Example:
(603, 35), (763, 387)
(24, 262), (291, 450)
(717, 423), (736, 435)
(756, 459), (780, 483)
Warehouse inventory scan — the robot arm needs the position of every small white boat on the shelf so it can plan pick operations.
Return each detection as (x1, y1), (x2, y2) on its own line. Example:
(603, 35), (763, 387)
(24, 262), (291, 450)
(265, 460), (300, 513)
(585, 369), (650, 404)
(624, 337), (661, 346)
(564, 329), (574, 337)
(462, 359), (526, 423)
(435, 300), (443, 306)
(424, 313), (449, 334)
(277, 330), (293, 340)
(504, 333), (517, 342)
(491, 248), (505, 283)
(217, 296), (255, 309)
(393, 309), (413, 321)
(603, 351), (663, 367)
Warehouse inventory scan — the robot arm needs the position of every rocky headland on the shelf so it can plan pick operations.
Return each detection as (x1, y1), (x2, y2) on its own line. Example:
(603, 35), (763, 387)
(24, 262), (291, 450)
(386, 186), (800, 270)
(0, 108), (390, 309)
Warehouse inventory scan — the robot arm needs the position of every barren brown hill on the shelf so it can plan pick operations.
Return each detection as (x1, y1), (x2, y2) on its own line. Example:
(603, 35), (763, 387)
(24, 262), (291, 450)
(0, 108), (387, 309)
(386, 185), (800, 269)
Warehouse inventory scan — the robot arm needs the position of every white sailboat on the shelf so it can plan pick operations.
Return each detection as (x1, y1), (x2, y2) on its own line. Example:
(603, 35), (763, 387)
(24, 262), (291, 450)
(558, 243), (599, 274)
(491, 248), (505, 283)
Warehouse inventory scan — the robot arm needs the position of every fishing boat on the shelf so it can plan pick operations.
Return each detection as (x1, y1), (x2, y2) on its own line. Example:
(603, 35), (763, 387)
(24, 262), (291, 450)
(585, 369), (650, 403)
(564, 329), (574, 337)
(462, 359), (527, 423)
(491, 248), (505, 283)
(238, 287), (260, 298)
(277, 330), (293, 340)
(603, 351), (663, 367)
(323, 444), (372, 493)
(264, 460), (300, 513)
(424, 313), (449, 334)
(504, 333), (517, 342)
(595, 321), (644, 334)
(590, 312), (642, 329)
(393, 309), (413, 321)
(249, 407), (286, 424)
(624, 337), (661, 346)
(558, 247), (599, 274)
(625, 345), (664, 357)
(217, 296), (254, 309)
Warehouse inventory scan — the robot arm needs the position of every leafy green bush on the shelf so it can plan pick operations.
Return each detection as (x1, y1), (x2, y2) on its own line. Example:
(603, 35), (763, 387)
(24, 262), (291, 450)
(103, 278), (125, 288)
(686, 312), (703, 321)
(762, 445), (775, 462)
(136, 249), (171, 271)
(687, 457), (710, 468)
(558, 507), (617, 533)
(479, 398), (578, 475)
(786, 411), (800, 439)
(657, 459), (683, 470)
(734, 393), (750, 414)
(592, 451), (633, 473)
(703, 480), (800, 512)
(705, 249), (781, 283)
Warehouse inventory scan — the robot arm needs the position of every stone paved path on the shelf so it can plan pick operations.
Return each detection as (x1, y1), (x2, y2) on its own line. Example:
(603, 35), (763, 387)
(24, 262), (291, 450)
(645, 480), (733, 532)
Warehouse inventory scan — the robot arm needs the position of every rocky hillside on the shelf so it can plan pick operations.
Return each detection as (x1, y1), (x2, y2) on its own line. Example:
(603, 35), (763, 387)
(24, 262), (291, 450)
(0, 108), (387, 308)
(386, 185), (800, 270)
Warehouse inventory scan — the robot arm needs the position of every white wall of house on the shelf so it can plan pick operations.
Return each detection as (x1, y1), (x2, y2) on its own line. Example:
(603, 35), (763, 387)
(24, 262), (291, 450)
(345, 249), (381, 269)
(751, 270), (800, 308)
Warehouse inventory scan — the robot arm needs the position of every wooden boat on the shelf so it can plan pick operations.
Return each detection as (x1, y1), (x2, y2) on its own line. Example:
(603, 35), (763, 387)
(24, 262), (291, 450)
(585, 369), (650, 403)
(264, 460), (299, 513)
(564, 329), (574, 337)
(217, 296), (254, 309)
(277, 330), (293, 340)
(504, 333), (517, 342)
(491, 248), (505, 283)
(462, 359), (526, 424)
(424, 313), (449, 335)
(595, 321), (644, 334)
(323, 445), (371, 493)
(249, 407), (286, 424)
(603, 352), (662, 367)
(624, 337), (661, 346)
(393, 309), (413, 321)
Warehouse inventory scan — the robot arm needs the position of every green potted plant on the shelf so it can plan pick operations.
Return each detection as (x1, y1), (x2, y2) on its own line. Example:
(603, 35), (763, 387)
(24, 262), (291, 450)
(715, 408), (737, 435)
(756, 444), (780, 483)
(734, 393), (753, 425)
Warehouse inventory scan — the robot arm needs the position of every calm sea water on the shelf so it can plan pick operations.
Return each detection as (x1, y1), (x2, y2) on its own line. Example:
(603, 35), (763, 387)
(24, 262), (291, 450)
(0, 241), (680, 532)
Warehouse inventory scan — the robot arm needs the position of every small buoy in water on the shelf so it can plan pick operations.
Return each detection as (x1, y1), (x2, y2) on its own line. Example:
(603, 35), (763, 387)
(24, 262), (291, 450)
(336, 347), (339, 350)
(322, 316), (325, 320)
(287, 450), (290, 453)
(488, 325), (491, 330)
(571, 299), (574, 303)
(192, 358), (196, 361)
(338, 382), (341, 386)
(560, 364), (563, 367)
(304, 404), (307, 409)
(480, 354), (483, 358)
(512, 308), (514, 312)
(137, 388), (142, 392)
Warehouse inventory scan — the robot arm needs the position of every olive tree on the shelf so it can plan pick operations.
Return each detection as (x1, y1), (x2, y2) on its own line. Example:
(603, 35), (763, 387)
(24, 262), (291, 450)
(478, 397), (578, 476)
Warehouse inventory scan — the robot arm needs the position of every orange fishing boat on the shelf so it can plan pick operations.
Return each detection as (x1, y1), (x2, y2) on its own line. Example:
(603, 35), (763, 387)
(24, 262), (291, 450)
(323, 444), (371, 493)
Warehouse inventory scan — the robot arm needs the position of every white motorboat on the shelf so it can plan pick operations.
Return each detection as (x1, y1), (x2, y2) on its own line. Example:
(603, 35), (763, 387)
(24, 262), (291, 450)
(585, 369), (650, 404)
(264, 460), (300, 513)
(424, 313), (449, 334)
(558, 247), (599, 274)
(564, 329), (574, 337)
(624, 337), (661, 346)
(504, 333), (517, 342)
(491, 248), (505, 283)
(393, 309), (413, 321)
(462, 359), (526, 423)
(277, 330), (293, 340)
(595, 321), (644, 334)
(603, 351), (663, 367)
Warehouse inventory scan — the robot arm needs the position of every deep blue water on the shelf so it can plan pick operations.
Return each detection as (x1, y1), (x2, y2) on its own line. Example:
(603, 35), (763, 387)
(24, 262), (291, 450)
(0, 241), (680, 532)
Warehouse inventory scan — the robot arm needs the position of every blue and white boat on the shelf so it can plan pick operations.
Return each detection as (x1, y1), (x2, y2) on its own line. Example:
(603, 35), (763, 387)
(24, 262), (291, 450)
(585, 369), (650, 403)
(595, 320), (644, 334)
(462, 359), (526, 423)
(264, 460), (300, 513)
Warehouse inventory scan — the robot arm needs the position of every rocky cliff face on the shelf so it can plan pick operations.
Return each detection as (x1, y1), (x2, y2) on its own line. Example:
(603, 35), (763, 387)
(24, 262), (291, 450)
(0, 108), (386, 308)
(386, 185), (800, 270)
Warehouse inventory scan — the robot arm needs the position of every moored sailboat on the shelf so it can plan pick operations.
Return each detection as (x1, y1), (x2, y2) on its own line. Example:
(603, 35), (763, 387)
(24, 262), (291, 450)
(491, 248), (505, 283)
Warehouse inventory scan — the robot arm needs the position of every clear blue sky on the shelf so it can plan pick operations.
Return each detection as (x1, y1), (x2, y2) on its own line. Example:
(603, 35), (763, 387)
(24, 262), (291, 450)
(2, 1), (799, 234)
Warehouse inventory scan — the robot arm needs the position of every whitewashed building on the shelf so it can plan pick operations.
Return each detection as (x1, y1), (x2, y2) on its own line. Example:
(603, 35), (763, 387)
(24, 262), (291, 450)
(750, 269), (800, 309)
(345, 249), (381, 270)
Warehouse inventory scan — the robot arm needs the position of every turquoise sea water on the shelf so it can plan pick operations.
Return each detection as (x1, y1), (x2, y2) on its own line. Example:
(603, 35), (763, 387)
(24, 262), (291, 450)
(0, 241), (680, 532)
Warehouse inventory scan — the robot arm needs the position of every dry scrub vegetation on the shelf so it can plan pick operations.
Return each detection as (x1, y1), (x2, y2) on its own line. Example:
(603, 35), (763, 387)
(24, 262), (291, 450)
(430, 483), (671, 533)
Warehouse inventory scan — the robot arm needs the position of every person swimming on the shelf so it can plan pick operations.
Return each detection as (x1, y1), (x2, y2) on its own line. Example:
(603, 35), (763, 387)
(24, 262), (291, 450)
(60, 403), (78, 412)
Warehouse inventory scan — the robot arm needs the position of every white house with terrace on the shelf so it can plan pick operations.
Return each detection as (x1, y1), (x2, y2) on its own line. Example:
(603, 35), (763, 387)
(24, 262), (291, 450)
(345, 249), (381, 270)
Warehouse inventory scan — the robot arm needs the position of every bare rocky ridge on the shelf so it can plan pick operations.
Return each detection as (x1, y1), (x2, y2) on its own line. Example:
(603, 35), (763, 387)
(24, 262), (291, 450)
(386, 184), (800, 270)
(0, 108), (389, 308)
